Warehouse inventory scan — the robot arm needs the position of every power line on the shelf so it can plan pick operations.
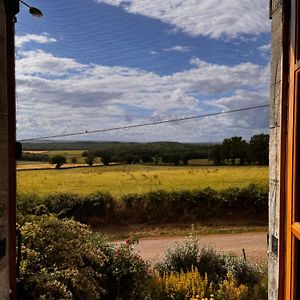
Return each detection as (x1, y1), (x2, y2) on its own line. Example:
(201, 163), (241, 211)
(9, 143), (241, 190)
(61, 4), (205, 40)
(18, 104), (269, 142)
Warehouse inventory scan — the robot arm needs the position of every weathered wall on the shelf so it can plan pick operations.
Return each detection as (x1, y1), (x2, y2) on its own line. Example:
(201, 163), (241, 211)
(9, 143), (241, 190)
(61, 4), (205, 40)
(0, 0), (10, 298)
(269, 0), (284, 299)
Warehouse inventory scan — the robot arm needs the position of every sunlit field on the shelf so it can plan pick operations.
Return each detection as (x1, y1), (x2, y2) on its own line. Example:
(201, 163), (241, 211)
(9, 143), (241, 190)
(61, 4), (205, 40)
(17, 164), (268, 198)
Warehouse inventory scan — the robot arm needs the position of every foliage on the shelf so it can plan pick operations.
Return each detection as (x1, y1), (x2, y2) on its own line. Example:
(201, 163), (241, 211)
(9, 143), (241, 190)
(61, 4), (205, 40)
(85, 154), (96, 166)
(156, 267), (213, 299)
(155, 268), (253, 300)
(50, 155), (67, 168)
(18, 215), (267, 300)
(209, 134), (269, 166)
(248, 134), (269, 165)
(216, 273), (249, 300)
(17, 184), (268, 225)
(19, 215), (106, 299)
(155, 240), (262, 288)
(71, 157), (77, 163)
(21, 153), (50, 162)
(96, 238), (151, 300)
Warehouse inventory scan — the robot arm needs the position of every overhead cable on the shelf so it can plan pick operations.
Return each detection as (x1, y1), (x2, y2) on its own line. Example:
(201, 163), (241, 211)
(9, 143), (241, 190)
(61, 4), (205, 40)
(18, 104), (269, 142)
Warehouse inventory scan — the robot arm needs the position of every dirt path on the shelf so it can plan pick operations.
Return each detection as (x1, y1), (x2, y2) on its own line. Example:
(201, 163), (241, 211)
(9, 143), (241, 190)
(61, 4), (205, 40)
(120, 232), (267, 264)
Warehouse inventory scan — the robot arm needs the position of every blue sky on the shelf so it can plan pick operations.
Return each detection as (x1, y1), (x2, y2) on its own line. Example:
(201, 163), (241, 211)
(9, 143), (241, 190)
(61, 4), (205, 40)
(15, 0), (271, 142)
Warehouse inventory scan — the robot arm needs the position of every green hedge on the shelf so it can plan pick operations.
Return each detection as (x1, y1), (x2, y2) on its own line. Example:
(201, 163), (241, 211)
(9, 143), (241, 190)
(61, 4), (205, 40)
(17, 184), (268, 224)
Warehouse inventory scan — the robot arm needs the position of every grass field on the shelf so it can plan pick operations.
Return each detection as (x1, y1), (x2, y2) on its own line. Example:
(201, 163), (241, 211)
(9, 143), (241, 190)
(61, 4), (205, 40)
(17, 164), (268, 198)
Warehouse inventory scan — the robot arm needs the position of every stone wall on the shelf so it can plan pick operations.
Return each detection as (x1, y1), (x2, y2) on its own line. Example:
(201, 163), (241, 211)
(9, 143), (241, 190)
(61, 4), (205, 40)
(269, 0), (284, 299)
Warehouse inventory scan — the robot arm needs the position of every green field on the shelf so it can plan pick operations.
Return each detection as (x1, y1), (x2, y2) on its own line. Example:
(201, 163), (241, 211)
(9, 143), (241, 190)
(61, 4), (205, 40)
(17, 164), (268, 198)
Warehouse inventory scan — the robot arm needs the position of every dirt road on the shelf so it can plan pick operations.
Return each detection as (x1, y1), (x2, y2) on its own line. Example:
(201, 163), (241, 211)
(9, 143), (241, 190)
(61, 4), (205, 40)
(123, 232), (267, 263)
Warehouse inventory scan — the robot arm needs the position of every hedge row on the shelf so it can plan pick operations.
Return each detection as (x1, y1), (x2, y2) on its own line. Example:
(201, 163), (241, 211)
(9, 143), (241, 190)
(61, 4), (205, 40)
(17, 184), (268, 224)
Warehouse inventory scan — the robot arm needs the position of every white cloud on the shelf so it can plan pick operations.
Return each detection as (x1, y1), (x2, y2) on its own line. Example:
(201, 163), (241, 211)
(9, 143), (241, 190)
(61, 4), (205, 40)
(163, 45), (191, 52)
(258, 43), (271, 52)
(16, 49), (269, 142)
(95, 0), (270, 39)
(16, 50), (86, 76)
(15, 34), (57, 48)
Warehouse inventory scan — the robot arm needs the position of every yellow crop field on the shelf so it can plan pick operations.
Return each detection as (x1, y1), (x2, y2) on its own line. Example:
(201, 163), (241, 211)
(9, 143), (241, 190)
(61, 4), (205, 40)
(17, 165), (268, 198)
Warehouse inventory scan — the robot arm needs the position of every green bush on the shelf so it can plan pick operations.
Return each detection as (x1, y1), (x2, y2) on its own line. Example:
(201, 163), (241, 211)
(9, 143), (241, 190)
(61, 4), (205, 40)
(17, 184), (268, 225)
(96, 239), (151, 300)
(19, 216), (151, 300)
(154, 240), (262, 288)
(19, 215), (106, 299)
(71, 192), (115, 223)
(155, 237), (200, 274)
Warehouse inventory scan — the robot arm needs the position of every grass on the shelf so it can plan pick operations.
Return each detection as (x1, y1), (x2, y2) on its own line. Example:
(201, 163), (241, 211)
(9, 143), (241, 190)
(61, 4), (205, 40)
(93, 223), (268, 241)
(17, 164), (268, 198)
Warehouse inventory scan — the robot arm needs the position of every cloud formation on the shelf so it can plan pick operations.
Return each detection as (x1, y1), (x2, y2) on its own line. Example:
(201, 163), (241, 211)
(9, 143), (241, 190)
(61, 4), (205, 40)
(163, 45), (191, 53)
(15, 34), (57, 48)
(95, 0), (270, 39)
(16, 43), (269, 142)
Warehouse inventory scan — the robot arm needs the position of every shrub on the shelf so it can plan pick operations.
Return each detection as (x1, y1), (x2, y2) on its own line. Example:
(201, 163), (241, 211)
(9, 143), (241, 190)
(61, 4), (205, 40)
(71, 192), (115, 223)
(42, 193), (82, 217)
(216, 272), (249, 300)
(156, 267), (213, 299)
(95, 238), (151, 300)
(155, 240), (262, 288)
(17, 184), (268, 225)
(19, 215), (107, 299)
(155, 268), (252, 300)
(155, 237), (200, 274)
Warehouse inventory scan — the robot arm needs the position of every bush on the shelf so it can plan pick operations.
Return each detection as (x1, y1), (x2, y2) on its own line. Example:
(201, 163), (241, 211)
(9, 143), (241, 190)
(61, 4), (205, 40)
(71, 192), (115, 223)
(17, 184), (268, 225)
(19, 215), (106, 299)
(155, 237), (200, 274)
(96, 239), (151, 300)
(155, 268), (251, 300)
(19, 216), (152, 300)
(155, 267), (213, 299)
(155, 240), (262, 287)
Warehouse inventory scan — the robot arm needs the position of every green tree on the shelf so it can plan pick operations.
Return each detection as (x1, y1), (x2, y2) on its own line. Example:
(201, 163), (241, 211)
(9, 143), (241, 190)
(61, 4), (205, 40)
(248, 133), (269, 165)
(50, 155), (66, 169)
(71, 157), (77, 163)
(221, 137), (248, 165)
(85, 154), (96, 166)
(81, 150), (89, 157)
(209, 144), (223, 165)
(100, 153), (111, 166)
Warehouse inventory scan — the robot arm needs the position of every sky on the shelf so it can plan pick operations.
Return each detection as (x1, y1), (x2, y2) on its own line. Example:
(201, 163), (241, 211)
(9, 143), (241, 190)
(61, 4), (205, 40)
(15, 0), (271, 143)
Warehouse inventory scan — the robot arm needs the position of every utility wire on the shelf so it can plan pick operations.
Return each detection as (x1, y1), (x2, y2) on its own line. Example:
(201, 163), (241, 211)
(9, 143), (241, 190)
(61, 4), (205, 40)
(18, 104), (269, 142)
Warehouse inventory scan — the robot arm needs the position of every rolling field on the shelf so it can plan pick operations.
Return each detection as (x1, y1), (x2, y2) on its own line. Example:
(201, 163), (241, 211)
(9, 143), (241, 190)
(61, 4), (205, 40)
(17, 164), (268, 198)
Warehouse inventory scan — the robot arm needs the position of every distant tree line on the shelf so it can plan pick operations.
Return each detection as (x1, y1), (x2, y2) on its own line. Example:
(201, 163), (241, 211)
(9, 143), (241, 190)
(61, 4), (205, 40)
(82, 142), (212, 166)
(21, 153), (50, 162)
(20, 134), (269, 167)
(208, 134), (269, 165)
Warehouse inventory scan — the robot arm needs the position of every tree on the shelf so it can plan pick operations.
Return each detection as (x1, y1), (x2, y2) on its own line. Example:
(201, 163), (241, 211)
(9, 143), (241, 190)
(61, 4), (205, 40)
(221, 136), (248, 165)
(85, 154), (96, 166)
(100, 153), (111, 166)
(248, 133), (269, 165)
(50, 155), (66, 169)
(81, 150), (89, 157)
(209, 145), (223, 165)
(71, 157), (77, 164)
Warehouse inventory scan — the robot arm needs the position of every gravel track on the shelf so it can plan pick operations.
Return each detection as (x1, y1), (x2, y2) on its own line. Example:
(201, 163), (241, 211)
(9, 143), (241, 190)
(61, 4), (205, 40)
(125, 232), (268, 264)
